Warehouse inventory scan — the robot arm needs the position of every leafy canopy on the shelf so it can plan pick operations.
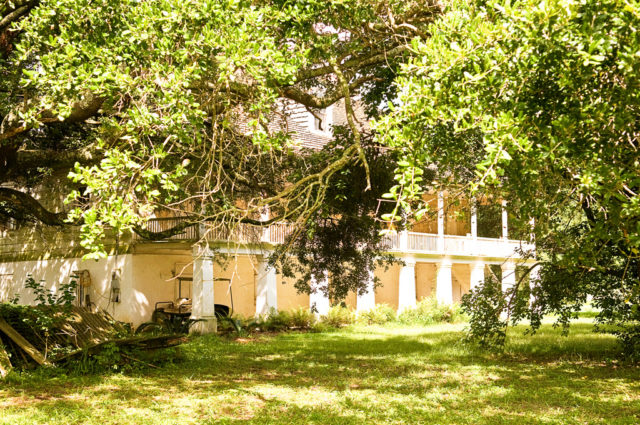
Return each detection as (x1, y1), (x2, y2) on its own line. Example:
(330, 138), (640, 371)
(376, 0), (640, 352)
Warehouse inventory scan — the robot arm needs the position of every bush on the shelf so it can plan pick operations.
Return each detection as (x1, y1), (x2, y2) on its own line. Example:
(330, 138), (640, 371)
(289, 307), (316, 329)
(398, 297), (466, 325)
(356, 304), (396, 325)
(322, 306), (354, 327)
(248, 309), (293, 332)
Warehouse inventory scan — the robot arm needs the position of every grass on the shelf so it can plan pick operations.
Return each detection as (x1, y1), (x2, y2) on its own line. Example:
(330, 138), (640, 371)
(1, 319), (639, 424)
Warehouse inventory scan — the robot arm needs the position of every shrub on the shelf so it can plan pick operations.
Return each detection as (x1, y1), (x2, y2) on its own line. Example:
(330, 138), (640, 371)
(289, 307), (316, 329)
(356, 304), (396, 325)
(398, 297), (466, 325)
(248, 309), (293, 332)
(322, 305), (355, 327)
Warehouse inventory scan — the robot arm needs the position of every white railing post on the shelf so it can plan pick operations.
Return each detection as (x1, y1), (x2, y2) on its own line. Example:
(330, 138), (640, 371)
(437, 192), (445, 252)
(471, 199), (478, 254)
(260, 207), (271, 243)
(501, 200), (509, 240)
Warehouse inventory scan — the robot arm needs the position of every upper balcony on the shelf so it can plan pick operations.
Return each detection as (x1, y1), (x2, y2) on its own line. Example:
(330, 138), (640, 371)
(136, 217), (534, 260)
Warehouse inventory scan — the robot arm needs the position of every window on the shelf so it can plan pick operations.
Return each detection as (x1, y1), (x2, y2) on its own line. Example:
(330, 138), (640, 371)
(313, 109), (326, 131)
(308, 106), (332, 133)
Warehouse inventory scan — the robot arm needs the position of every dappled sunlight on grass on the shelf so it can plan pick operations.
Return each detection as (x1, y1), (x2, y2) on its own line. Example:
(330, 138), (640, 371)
(1, 321), (639, 424)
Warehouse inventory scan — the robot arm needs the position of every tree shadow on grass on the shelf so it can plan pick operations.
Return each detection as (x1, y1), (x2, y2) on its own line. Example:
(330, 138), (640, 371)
(1, 324), (639, 424)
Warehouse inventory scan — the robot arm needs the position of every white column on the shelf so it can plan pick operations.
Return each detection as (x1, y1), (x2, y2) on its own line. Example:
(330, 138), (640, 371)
(255, 257), (278, 316)
(356, 268), (376, 312)
(469, 261), (485, 291)
(501, 200), (509, 240)
(436, 260), (453, 305)
(501, 261), (517, 293)
(437, 192), (445, 252)
(309, 271), (330, 316)
(191, 245), (217, 334)
(529, 263), (540, 306)
(398, 257), (417, 312)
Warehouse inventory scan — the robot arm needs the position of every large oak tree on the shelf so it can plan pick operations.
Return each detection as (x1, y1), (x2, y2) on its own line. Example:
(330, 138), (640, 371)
(377, 0), (640, 355)
(0, 0), (441, 298)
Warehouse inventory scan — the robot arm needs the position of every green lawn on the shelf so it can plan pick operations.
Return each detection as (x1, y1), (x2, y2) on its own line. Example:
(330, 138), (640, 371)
(1, 320), (639, 424)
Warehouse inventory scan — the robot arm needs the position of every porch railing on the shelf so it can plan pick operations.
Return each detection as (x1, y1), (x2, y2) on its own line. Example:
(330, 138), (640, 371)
(137, 217), (533, 258)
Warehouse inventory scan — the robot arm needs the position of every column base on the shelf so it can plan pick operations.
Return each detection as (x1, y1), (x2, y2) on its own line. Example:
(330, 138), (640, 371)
(190, 316), (217, 335)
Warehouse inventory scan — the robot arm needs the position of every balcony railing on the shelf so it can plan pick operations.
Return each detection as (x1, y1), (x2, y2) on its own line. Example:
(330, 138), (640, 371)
(382, 231), (534, 258)
(138, 218), (533, 258)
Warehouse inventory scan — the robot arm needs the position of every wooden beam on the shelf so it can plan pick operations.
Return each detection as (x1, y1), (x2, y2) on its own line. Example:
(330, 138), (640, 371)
(0, 318), (50, 366)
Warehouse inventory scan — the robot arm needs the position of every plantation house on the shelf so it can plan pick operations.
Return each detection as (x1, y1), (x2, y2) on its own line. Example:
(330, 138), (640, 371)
(0, 104), (536, 332)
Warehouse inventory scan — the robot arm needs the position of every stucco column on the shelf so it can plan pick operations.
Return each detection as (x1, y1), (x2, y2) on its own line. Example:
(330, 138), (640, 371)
(255, 256), (278, 317)
(501, 261), (517, 293)
(398, 257), (417, 312)
(309, 271), (330, 316)
(356, 268), (376, 313)
(436, 260), (453, 305)
(437, 192), (445, 252)
(191, 244), (217, 334)
(469, 261), (485, 291)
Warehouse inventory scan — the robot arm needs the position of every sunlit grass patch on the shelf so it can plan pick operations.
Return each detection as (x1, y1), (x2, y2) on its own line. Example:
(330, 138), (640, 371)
(1, 321), (639, 424)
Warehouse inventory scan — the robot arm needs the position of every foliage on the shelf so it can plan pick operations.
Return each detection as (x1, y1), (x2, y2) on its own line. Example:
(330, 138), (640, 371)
(0, 0), (442, 258)
(460, 278), (509, 350)
(246, 309), (294, 333)
(289, 307), (317, 329)
(270, 133), (400, 303)
(70, 342), (181, 374)
(0, 276), (78, 360)
(376, 0), (640, 353)
(398, 297), (466, 326)
(0, 1), (440, 302)
(322, 305), (355, 327)
(356, 303), (396, 325)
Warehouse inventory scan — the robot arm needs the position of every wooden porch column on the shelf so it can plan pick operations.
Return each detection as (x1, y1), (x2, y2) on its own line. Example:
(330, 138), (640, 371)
(191, 244), (217, 334)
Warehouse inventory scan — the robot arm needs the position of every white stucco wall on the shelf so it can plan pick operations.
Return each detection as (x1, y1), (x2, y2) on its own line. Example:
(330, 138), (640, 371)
(0, 254), (142, 323)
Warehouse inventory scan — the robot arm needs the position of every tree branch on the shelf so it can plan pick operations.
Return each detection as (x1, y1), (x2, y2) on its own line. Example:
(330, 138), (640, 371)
(0, 187), (66, 225)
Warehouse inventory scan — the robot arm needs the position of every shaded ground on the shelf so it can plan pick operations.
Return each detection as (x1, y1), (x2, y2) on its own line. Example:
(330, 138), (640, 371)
(1, 319), (639, 424)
